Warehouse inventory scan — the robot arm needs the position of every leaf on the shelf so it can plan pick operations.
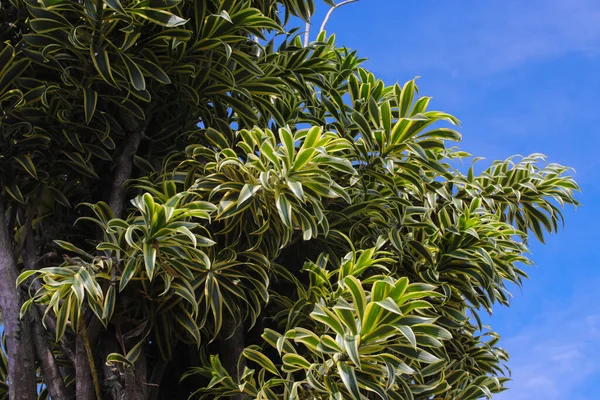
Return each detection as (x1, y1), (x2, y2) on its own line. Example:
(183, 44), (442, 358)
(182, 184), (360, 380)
(130, 9), (188, 27)
(102, 284), (116, 322)
(54, 240), (92, 259)
(120, 256), (139, 292)
(55, 296), (72, 341)
(103, 0), (126, 15)
(106, 353), (132, 367)
(337, 362), (361, 400)
(83, 87), (98, 124)
(396, 325), (417, 348)
(0, 58), (30, 96)
(6, 184), (25, 203)
(91, 47), (116, 87)
(237, 184), (261, 207)
(0, 44), (16, 76)
(344, 276), (367, 321)
(275, 191), (293, 228)
(126, 337), (146, 364)
(16, 270), (39, 287)
(212, 10), (232, 23)
(282, 353), (311, 370)
(287, 180), (304, 202)
(143, 242), (157, 280)
(135, 58), (171, 84)
(243, 348), (280, 376)
(14, 155), (38, 179)
(121, 54), (146, 91)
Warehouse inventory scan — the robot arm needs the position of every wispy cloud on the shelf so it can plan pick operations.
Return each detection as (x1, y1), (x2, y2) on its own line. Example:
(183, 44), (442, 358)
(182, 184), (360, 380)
(494, 281), (600, 399)
(373, 0), (600, 77)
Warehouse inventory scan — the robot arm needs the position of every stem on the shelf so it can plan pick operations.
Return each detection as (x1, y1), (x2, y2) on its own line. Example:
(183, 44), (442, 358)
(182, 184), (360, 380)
(304, 21), (310, 46)
(319, 0), (360, 34)
(82, 322), (102, 400)
(0, 201), (37, 400)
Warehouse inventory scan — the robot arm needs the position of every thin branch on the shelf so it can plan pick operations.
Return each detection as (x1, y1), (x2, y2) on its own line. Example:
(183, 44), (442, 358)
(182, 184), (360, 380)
(304, 21), (311, 46)
(319, 0), (360, 34)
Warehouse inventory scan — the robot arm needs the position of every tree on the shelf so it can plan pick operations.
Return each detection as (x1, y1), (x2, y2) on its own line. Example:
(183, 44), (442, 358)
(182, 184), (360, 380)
(0, 0), (579, 398)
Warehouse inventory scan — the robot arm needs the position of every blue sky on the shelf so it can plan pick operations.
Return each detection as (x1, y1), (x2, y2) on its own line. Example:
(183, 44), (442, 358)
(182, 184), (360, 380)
(309, 1), (600, 398)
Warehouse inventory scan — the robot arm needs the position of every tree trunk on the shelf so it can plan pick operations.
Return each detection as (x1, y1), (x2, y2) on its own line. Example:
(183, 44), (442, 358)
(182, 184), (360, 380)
(75, 333), (96, 400)
(0, 202), (37, 399)
(219, 318), (246, 400)
(31, 307), (71, 400)
(22, 229), (71, 400)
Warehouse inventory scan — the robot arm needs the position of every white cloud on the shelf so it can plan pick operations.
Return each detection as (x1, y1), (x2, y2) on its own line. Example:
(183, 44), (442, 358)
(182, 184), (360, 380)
(493, 283), (600, 399)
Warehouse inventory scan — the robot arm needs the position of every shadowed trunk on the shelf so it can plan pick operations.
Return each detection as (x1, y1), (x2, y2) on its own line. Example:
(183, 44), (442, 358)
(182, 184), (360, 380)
(0, 201), (37, 399)
(219, 318), (246, 400)
(75, 333), (96, 400)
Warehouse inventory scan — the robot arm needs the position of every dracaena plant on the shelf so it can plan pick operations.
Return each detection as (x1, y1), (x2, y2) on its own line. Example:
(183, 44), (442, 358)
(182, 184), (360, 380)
(0, 0), (579, 399)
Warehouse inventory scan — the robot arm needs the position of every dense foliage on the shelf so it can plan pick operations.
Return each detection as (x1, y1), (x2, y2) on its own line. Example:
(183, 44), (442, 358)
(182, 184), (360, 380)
(0, 0), (579, 399)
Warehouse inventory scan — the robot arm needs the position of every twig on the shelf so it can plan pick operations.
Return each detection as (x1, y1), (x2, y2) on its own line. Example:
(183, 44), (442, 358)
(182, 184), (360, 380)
(319, 0), (360, 34)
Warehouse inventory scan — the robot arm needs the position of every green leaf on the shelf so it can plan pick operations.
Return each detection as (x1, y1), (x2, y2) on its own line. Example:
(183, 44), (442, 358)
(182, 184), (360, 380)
(106, 353), (132, 367)
(91, 48), (116, 87)
(143, 242), (157, 280)
(120, 256), (139, 292)
(135, 58), (171, 84)
(243, 348), (280, 376)
(0, 44), (16, 76)
(14, 155), (38, 179)
(0, 58), (30, 96)
(275, 191), (293, 228)
(103, 0), (126, 14)
(83, 87), (98, 124)
(237, 184), (261, 207)
(130, 9), (188, 27)
(121, 54), (146, 91)
(337, 362), (361, 400)
(5, 184), (25, 203)
(16, 270), (39, 287)
(54, 240), (92, 260)
(282, 353), (311, 371)
(287, 180), (305, 202)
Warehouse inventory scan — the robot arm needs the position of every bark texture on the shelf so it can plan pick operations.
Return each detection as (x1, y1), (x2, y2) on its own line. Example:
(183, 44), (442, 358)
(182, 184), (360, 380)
(0, 202), (37, 399)
(31, 307), (71, 400)
(22, 232), (71, 400)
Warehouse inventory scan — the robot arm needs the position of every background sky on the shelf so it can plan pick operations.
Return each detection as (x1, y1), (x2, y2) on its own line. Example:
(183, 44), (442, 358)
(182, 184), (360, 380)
(307, 1), (600, 398)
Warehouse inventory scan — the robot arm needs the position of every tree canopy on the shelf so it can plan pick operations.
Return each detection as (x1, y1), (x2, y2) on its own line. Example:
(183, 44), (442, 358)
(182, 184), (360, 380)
(0, 0), (579, 399)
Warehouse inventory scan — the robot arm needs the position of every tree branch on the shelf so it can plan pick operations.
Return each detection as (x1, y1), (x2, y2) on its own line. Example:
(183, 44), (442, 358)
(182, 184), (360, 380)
(22, 231), (71, 400)
(0, 201), (37, 399)
(319, 0), (360, 34)
(304, 21), (311, 47)
(108, 120), (142, 219)
(109, 106), (157, 219)
(31, 307), (72, 400)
